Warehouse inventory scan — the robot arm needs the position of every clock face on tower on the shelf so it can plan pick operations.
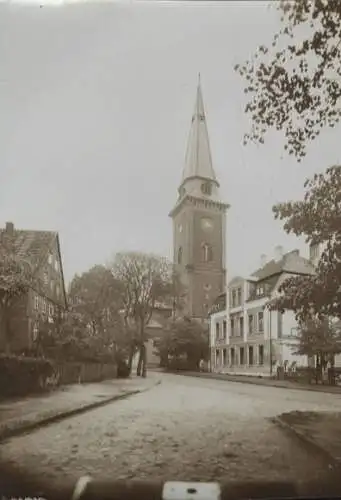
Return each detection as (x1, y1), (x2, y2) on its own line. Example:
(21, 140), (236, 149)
(201, 217), (213, 231)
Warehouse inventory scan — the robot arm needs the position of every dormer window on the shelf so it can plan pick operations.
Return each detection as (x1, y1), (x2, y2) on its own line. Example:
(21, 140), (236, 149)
(201, 182), (212, 195)
(48, 253), (53, 265)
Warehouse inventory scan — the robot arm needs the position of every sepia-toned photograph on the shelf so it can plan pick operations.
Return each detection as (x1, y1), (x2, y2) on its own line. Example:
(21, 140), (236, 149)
(0, 0), (340, 499)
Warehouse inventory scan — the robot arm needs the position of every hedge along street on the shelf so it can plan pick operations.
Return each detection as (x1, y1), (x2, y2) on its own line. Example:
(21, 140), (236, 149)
(0, 375), (161, 442)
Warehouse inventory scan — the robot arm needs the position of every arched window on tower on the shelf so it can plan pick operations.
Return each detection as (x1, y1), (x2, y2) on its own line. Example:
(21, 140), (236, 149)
(177, 246), (183, 265)
(201, 243), (213, 263)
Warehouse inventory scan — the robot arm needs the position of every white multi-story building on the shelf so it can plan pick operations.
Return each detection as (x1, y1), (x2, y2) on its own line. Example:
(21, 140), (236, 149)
(209, 245), (318, 376)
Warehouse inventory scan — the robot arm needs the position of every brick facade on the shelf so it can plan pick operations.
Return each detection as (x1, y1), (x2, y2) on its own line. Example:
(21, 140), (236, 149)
(171, 196), (227, 319)
(0, 223), (67, 353)
(169, 80), (229, 320)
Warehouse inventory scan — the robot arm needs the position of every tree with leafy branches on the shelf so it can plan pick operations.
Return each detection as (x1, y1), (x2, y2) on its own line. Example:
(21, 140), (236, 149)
(157, 317), (209, 371)
(67, 265), (124, 362)
(0, 237), (38, 353)
(235, 0), (341, 161)
(110, 252), (180, 377)
(292, 317), (341, 383)
(270, 165), (341, 321)
(235, 1), (341, 324)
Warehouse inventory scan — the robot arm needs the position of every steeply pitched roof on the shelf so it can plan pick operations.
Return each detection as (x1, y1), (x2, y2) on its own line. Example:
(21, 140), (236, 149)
(181, 76), (218, 187)
(0, 228), (56, 270)
(251, 250), (314, 282)
(0, 223), (67, 307)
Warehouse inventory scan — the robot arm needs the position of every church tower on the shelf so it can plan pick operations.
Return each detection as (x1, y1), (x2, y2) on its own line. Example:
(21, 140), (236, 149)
(169, 76), (229, 321)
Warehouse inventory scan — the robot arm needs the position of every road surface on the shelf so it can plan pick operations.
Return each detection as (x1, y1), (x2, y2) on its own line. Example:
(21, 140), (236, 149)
(2, 373), (341, 488)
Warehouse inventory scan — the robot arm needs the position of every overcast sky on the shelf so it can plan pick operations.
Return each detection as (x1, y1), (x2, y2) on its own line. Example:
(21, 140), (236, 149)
(1, 0), (340, 284)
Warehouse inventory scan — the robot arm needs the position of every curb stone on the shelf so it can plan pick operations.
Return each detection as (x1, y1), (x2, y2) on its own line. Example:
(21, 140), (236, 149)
(0, 379), (161, 443)
(168, 371), (341, 395)
(270, 416), (341, 471)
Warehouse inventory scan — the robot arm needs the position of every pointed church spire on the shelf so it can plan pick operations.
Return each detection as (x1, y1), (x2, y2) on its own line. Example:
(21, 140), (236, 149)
(180, 76), (218, 187)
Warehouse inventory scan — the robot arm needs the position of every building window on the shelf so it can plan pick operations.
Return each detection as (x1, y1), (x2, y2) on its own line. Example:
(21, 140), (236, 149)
(237, 288), (242, 306)
(215, 349), (220, 366)
(258, 311), (264, 332)
(256, 285), (264, 296)
(48, 253), (53, 265)
(310, 243), (319, 260)
(43, 271), (48, 286)
(239, 316), (244, 336)
(231, 347), (235, 366)
(259, 345), (264, 365)
(32, 322), (39, 341)
(248, 346), (254, 366)
(177, 247), (183, 265)
(223, 348), (227, 365)
(202, 243), (213, 263)
(49, 303), (54, 317)
(290, 327), (298, 338)
(232, 290), (236, 307)
(248, 314), (253, 334)
(278, 311), (283, 338)
(56, 284), (60, 298)
(215, 322), (220, 340)
(240, 347), (245, 365)
(55, 259), (59, 272)
(230, 318), (235, 337)
(34, 295), (39, 311)
(42, 298), (47, 314)
(223, 320), (227, 338)
(201, 182), (212, 195)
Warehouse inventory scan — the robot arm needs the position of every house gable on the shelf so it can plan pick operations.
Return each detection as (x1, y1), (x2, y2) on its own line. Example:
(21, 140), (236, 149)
(45, 234), (67, 309)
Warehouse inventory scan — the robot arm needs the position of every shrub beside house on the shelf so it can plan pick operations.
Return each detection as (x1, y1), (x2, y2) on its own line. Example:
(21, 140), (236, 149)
(0, 221), (119, 399)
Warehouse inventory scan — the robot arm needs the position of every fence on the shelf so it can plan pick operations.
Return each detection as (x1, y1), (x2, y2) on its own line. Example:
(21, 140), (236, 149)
(56, 361), (118, 385)
(277, 365), (341, 385)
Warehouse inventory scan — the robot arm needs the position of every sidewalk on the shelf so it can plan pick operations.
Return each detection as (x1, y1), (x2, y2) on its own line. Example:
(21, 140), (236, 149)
(167, 370), (341, 394)
(273, 411), (341, 468)
(0, 373), (161, 442)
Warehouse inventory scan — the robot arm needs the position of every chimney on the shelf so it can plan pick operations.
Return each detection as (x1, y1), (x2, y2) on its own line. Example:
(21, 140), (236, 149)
(260, 254), (267, 268)
(274, 245), (283, 261)
(5, 221), (14, 235)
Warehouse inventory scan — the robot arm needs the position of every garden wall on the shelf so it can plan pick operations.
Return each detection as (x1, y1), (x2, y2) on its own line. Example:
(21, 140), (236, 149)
(0, 354), (118, 399)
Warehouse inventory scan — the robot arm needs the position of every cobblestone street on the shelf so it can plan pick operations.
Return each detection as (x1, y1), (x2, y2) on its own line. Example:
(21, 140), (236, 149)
(2, 373), (341, 488)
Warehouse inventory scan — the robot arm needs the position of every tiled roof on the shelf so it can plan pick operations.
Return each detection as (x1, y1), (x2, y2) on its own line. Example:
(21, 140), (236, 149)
(0, 224), (67, 308)
(228, 276), (244, 286)
(0, 228), (56, 271)
(251, 250), (314, 282)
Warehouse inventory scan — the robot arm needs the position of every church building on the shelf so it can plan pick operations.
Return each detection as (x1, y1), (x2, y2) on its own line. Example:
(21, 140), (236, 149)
(169, 77), (229, 321)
